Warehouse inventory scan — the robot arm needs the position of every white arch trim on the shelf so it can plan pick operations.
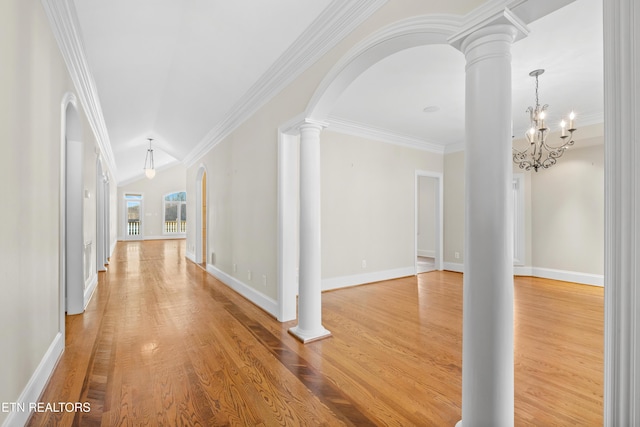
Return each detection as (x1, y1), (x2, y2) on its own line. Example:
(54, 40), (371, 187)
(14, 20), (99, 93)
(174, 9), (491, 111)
(276, 17), (464, 320)
(59, 91), (79, 333)
(277, 3), (639, 421)
(305, 15), (462, 122)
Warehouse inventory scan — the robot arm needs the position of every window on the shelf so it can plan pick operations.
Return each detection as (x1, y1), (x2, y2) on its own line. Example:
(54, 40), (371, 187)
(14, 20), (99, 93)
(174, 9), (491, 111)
(164, 192), (187, 234)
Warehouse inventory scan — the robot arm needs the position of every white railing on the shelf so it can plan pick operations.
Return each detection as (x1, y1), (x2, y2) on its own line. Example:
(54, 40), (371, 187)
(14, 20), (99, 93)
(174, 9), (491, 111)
(127, 221), (140, 236)
(165, 221), (187, 233)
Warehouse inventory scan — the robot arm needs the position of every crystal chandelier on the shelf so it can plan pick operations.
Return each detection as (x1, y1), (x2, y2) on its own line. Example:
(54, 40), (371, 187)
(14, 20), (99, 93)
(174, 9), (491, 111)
(513, 69), (576, 172)
(143, 138), (155, 179)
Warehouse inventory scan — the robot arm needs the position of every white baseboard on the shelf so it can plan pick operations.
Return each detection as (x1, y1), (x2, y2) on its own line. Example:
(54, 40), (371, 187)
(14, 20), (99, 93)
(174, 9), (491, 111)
(417, 249), (436, 258)
(185, 251), (196, 263)
(84, 274), (98, 309)
(322, 266), (415, 291)
(1, 332), (64, 427)
(116, 236), (185, 242)
(443, 262), (464, 273)
(143, 235), (186, 241)
(531, 267), (604, 287)
(514, 265), (533, 276)
(205, 264), (279, 318)
(443, 262), (603, 287)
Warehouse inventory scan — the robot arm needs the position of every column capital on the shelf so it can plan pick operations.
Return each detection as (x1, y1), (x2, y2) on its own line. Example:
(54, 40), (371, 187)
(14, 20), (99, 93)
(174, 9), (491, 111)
(299, 118), (329, 134)
(448, 8), (529, 52)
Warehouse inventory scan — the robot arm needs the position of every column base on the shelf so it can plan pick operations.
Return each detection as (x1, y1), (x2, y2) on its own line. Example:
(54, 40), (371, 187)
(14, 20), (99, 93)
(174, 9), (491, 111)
(288, 325), (331, 343)
(455, 421), (462, 427)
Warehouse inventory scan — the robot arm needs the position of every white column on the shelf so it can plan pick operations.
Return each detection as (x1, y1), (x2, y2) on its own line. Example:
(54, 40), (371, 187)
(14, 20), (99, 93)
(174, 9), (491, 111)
(603, 0), (640, 423)
(289, 121), (331, 343)
(457, 24), (518, 427)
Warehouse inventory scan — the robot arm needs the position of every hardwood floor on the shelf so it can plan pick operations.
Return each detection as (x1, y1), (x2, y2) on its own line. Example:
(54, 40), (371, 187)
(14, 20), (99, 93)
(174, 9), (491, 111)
(28, 240), (603, 426)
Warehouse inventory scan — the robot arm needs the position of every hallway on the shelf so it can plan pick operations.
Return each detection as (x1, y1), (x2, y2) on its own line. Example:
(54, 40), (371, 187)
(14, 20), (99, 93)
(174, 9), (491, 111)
(28, 240), (603, 426)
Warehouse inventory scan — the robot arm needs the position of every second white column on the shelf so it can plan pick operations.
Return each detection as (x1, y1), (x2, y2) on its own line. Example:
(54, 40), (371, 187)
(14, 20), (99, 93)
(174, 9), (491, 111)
(459, 24), (518, 427)
(289, 121), (331, 343)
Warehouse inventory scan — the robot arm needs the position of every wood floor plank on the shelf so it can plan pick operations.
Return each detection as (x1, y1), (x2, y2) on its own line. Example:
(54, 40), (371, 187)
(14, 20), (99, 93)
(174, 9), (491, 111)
(27, 240), (603, 426)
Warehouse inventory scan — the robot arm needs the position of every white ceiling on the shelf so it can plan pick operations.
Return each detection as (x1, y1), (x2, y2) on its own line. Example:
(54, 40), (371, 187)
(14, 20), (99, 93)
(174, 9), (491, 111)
(74, 0), (603, 184)
(74, 0), (333, 183)
(330, 0), (603, 149)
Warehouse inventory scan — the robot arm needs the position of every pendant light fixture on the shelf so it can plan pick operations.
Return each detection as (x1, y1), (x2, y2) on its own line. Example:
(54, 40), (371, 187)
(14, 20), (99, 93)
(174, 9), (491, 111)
(513, 69), (577, 172)
(144, 138), (155, 179)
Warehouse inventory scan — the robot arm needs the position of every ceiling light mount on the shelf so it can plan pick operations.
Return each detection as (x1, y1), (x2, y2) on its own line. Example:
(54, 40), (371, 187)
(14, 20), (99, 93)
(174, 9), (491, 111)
(144, 138), (155, 179)
(513, 69), (577, 172)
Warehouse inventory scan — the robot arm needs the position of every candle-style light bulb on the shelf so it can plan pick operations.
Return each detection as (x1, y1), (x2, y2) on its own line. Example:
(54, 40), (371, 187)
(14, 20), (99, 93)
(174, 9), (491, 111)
(527, 127), (535, 143)
(569, 111), (575, 130)
(539, 111), (546, 129)
(560, 120), (567, 137)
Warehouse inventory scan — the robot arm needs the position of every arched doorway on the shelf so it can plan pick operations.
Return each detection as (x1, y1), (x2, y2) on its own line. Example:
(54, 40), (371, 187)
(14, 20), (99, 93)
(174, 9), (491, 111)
(277, 16), (457, 323)
(61, 93), (85, 316)
(195, 166), (208, 267)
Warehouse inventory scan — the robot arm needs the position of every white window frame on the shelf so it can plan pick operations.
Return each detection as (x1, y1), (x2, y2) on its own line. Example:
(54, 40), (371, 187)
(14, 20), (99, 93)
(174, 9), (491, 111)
(123, 193), (144, 240)
(163, 191), (187, 235)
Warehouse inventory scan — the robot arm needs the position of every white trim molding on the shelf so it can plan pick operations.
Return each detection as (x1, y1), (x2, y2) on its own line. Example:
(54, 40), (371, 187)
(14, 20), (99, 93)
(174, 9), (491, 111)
(144, 235), (186, 241)
(444, 262), (464, 273)
(603, 0), (640, 423)
(321, 266), (416, 292)
(327, 116), (446, 154)
(418, 250), (437, 258)
(183, 0), (388, 167)
(206, 264), (279, 319)
(1, 333), (64, 427)
(84, 274), (98, 309)
(531, 267), (603, 287)
(415, 170), (445, 273)
(40, 0), (118, 180)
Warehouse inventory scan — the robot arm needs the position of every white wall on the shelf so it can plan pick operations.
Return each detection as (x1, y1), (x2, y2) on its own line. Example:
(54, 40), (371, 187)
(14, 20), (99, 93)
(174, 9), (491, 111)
(321, 130), (443, 283)
(443, 123), (604, 282)
(118, 163), (187, 240)
(184, 0), (487, 313)
(185, 125), (279, 300)
(444, 151), (466, 266)
(531, 142), (604, 275)
(0, 1), (115, 424)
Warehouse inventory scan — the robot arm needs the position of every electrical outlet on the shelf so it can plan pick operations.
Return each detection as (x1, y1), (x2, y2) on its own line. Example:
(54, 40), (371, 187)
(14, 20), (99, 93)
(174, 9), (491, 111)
(233, 263), (237, 272)
(454, 251), (460, 259)
(210, 252), (215, 264)
(262, 275), (267, 287)
(248, 270), (252, 281)
(362, 259), (367, 269)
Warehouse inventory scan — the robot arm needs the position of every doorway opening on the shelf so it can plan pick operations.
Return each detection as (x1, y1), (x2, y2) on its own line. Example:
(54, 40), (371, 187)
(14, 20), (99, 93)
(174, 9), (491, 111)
(63, 96), (85, 315)
(195, 167), (208, 267)
(201, 172), (207, 265)
(415, 171), (443, 274)
(124, 194), (143, 240)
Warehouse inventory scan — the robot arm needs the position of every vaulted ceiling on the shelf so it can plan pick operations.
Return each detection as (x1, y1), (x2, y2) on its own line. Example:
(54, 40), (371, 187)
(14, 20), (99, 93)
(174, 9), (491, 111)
(73, 0), (602, 184)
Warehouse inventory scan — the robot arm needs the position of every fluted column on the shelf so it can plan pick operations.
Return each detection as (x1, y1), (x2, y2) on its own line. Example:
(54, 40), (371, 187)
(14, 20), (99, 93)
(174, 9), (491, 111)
(289, 121), (331, 343)
(455, 23), (519, 427)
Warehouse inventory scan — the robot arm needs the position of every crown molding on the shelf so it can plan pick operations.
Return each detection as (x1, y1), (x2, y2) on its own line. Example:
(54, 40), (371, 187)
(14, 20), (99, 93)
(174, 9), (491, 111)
(327, 116), (446, 154)
(41, 0), (118, 182)
(183, 0), (388, 167)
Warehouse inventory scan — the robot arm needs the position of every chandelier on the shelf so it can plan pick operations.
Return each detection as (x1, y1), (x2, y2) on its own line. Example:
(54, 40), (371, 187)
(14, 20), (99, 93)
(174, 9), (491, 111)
(513, 69), (576, 172)
(143, 138), (155, 179)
